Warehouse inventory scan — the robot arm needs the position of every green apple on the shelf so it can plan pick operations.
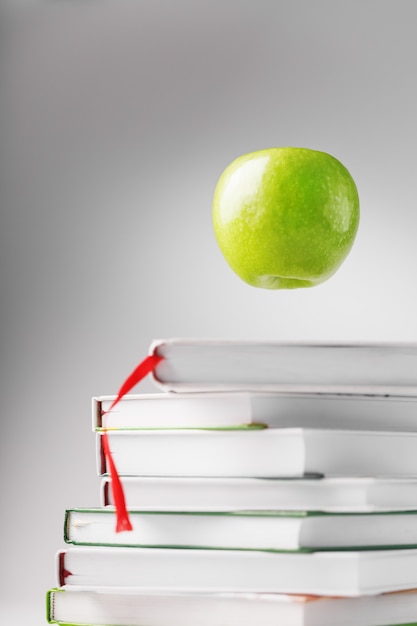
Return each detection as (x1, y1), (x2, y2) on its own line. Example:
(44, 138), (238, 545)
(212, 147), (360, 289)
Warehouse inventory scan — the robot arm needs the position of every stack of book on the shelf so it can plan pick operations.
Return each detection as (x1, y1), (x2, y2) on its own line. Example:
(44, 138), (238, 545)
(47, 339), (417, 626)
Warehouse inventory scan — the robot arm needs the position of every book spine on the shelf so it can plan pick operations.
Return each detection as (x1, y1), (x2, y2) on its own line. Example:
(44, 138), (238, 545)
(63, 510), (71, 544)
(92, 397), (102, 430)
(96, 433), (106, 476)
(45, 589), (54, 624)
(101, 479), (111, 506)
(57, 552), (67, 587)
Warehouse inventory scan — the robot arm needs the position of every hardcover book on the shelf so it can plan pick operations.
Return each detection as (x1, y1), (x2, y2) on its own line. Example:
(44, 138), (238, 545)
(94, 391), (417, 432)
(64, 507), (417, 551)
(47, 587), (417, 626)
(148, 339), (417, 395)
(97, 428), (417, 478)
(57, 545), (417, 596)
(101, 475), (417, 512)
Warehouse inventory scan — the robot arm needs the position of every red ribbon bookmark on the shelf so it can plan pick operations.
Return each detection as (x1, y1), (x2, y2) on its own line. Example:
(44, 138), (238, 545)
(102, 353), (164, 532)
(101, 431), (133, 532)
(103, 354), (164, 415)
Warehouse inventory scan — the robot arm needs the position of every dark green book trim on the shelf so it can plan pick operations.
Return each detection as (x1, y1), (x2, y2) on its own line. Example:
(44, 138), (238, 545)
(60, 540), (417, 552)
(65, 507), (417, 518)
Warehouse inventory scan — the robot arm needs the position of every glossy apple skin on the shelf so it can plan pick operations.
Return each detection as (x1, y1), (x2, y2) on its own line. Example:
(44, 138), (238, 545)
(212, 147), (360, 289)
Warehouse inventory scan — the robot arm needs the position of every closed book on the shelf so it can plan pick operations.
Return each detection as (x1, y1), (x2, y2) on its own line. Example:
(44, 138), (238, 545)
(94, 391), (417, 432)
(101, 476), (417, 512)
(97, 428), (417, 478)
(64, 508), (417, 551)
(47, 587), (417, 626)
(58, 546), (417, 596)
(148, 339), (417, 395)
(94, 392), (264, 430)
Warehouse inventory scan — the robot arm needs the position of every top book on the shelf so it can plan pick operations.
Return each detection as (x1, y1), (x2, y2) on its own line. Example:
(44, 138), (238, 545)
(149, 339), (417, 395)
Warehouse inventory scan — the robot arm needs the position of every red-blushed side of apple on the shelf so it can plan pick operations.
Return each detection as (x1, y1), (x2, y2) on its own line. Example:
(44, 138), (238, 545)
(212, 147), (360, 289)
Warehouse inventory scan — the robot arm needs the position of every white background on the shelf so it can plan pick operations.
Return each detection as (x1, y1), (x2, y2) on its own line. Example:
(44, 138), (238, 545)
(1, 1), (417, 623)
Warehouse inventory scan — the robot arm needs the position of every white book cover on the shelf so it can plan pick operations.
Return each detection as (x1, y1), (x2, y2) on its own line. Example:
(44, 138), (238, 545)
(64, 507), (417, 551)
(101, 475), (417, 512)
(47, 587), (417, 626)
(97, 428), (417, 478)
(94, 391), (417, 432)
(58, 546), (417, 596)
(149, 339), (417, 395)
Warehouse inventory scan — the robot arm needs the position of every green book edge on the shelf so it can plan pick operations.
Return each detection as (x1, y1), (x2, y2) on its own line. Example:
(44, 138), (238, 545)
(95, 423), (268, 432)
(64, 507), (417, 518)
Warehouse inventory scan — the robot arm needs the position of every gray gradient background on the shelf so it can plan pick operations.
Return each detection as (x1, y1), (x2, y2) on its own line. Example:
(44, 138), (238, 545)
(1, 1), (417, 622)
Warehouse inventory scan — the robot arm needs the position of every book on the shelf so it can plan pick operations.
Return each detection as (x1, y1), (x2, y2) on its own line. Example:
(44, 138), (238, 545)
(148, 338), (417, 395)
(46, 587), (417, 626)
(97, 428), (417, 478)
(94, 391), (417, 432)
(57, 545), (417, 596)
(93, 392), (266, 430)
(101, 475), (417, 512)
(64, 507), (417, 551)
